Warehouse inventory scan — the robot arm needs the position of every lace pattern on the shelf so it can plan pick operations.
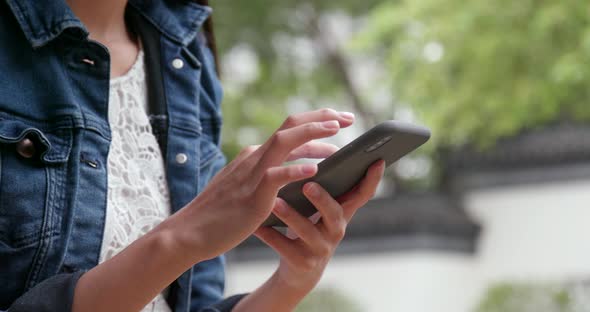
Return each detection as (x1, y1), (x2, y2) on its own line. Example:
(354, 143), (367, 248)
(99, 51), (172, 312)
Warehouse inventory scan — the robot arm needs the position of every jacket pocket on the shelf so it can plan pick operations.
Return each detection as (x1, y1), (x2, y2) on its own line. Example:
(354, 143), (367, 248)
(0, 115), (73, 248)
(0, 114), (74, 308)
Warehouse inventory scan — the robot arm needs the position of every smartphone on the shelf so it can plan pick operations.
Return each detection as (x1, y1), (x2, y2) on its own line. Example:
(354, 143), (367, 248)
(262, 120), (431, 227)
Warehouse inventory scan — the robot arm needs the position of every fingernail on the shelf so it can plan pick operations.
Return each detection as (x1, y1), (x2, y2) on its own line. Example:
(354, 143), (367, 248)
(302, 164), (317, 175)
(274, 200), (289, 215)
(322, 120), (339, 129)
(304, 182), (320, 197)
(340, 112), (355, 120)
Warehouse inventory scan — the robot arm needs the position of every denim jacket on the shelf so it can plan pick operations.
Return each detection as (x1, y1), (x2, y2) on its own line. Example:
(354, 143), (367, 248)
(0, 0), (244, 311)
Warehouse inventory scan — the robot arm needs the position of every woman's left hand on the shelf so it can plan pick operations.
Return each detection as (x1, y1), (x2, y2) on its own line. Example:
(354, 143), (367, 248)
(254, 159), (385, 293)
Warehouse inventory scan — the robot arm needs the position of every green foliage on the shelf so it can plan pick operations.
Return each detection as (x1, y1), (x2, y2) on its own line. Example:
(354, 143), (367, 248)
(357, 0), (590, 148)
(209, 0), (590, 189)
(294, 287), (363, 312)
(211, 1), (384, 159)
(475, 282), (584, 312)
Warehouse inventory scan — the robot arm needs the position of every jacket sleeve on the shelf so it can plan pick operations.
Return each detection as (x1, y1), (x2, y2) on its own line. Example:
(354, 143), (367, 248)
(5, 271), (85, 312)
(198, 294), (248, 312)
(189, 255), (248, 312)
(3, 268), (246, 312)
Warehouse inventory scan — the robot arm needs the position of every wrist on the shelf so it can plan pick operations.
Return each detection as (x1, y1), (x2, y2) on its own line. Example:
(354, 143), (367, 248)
(233, 270), (313, 312)
(154, 212), (207, 266)
(271, 267), (316, 300)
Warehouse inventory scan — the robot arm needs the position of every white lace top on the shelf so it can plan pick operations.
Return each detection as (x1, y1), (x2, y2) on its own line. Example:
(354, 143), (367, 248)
(99, 50), (173, 312)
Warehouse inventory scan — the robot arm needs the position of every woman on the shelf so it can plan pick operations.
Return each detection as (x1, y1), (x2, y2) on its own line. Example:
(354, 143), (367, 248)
(0, 0), (384, 311)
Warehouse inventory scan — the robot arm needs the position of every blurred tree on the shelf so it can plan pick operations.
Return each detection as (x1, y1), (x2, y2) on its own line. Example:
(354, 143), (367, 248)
(209, 0), (590, 187)
(294, 287), (362, 312)
(210, 1), (386, 159)
(355, 0), (590, 148)
(475, 281), (590, 312)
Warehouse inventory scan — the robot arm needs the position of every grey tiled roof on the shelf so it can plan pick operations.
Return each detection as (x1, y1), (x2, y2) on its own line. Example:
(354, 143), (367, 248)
(234, 193), (480, 258)
(445, 122), (590, 172)
(346, 193), (480, 240)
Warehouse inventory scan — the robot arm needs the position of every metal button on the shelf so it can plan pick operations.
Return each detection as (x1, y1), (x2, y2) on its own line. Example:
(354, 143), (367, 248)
(172, 58), (184, 69)
(16, 138), (36, 159)
(176, 153), (188, 164)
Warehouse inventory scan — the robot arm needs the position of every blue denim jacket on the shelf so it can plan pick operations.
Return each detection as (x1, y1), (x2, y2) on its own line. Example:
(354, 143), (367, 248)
(0, 0), (244, 311)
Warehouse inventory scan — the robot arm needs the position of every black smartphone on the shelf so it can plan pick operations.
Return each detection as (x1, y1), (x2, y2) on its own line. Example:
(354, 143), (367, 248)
(262, 120), (431, 227)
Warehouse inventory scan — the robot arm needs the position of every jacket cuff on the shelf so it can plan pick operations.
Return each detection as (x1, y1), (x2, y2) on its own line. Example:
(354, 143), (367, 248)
(8, 271), (85, 312)
(200, 294), (248, 312)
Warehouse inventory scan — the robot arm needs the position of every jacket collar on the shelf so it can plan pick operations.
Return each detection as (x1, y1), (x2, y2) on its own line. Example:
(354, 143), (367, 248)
(5, 0), (211, 48)
(127, 0), (211, 46)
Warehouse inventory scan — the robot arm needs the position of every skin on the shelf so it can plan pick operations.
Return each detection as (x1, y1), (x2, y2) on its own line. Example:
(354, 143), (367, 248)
(66, 1), (385, 311)
(66, 0), (139, 78)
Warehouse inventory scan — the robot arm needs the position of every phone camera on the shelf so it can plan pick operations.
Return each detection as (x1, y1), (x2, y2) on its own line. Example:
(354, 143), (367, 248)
(364, 135), (392, 152)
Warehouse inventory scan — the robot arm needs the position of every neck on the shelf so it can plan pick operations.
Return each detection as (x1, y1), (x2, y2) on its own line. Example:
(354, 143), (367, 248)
(66, 0), (130, 44)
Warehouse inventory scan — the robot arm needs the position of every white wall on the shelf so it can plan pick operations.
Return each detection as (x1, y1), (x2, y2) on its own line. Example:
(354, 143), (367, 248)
(226, 252), (480, 312)
(464, 179), (590, 283)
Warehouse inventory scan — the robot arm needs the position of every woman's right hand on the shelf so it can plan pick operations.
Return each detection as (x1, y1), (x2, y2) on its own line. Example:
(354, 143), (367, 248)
(163, 109), (355, 261)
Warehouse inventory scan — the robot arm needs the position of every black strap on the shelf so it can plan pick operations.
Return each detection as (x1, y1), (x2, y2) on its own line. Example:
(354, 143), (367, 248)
(125, 8), (169, 159)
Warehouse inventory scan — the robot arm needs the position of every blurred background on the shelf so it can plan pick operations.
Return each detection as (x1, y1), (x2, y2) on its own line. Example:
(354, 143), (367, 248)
(210, 1), (590, 311)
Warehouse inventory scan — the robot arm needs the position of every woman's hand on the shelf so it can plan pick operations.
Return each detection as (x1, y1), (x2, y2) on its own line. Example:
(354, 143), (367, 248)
(231, 160), (385, 312)
(162, 109), (355, 262)
(254, 160), (385, 293)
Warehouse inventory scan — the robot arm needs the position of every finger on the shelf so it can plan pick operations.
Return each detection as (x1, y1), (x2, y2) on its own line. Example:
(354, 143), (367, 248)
(303, 182), (346, 240)
(256, 120), (341, 171)
(335, 184), (360, 204)
(337, 160), (384, 204)
(286, 142), (339, 161)
(271, 198), (324, 249)
(259, 163), (317, 191)
(279, 108), (355, 130)
(340, 160), (386, 221)
(254, 227), (309, 265)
